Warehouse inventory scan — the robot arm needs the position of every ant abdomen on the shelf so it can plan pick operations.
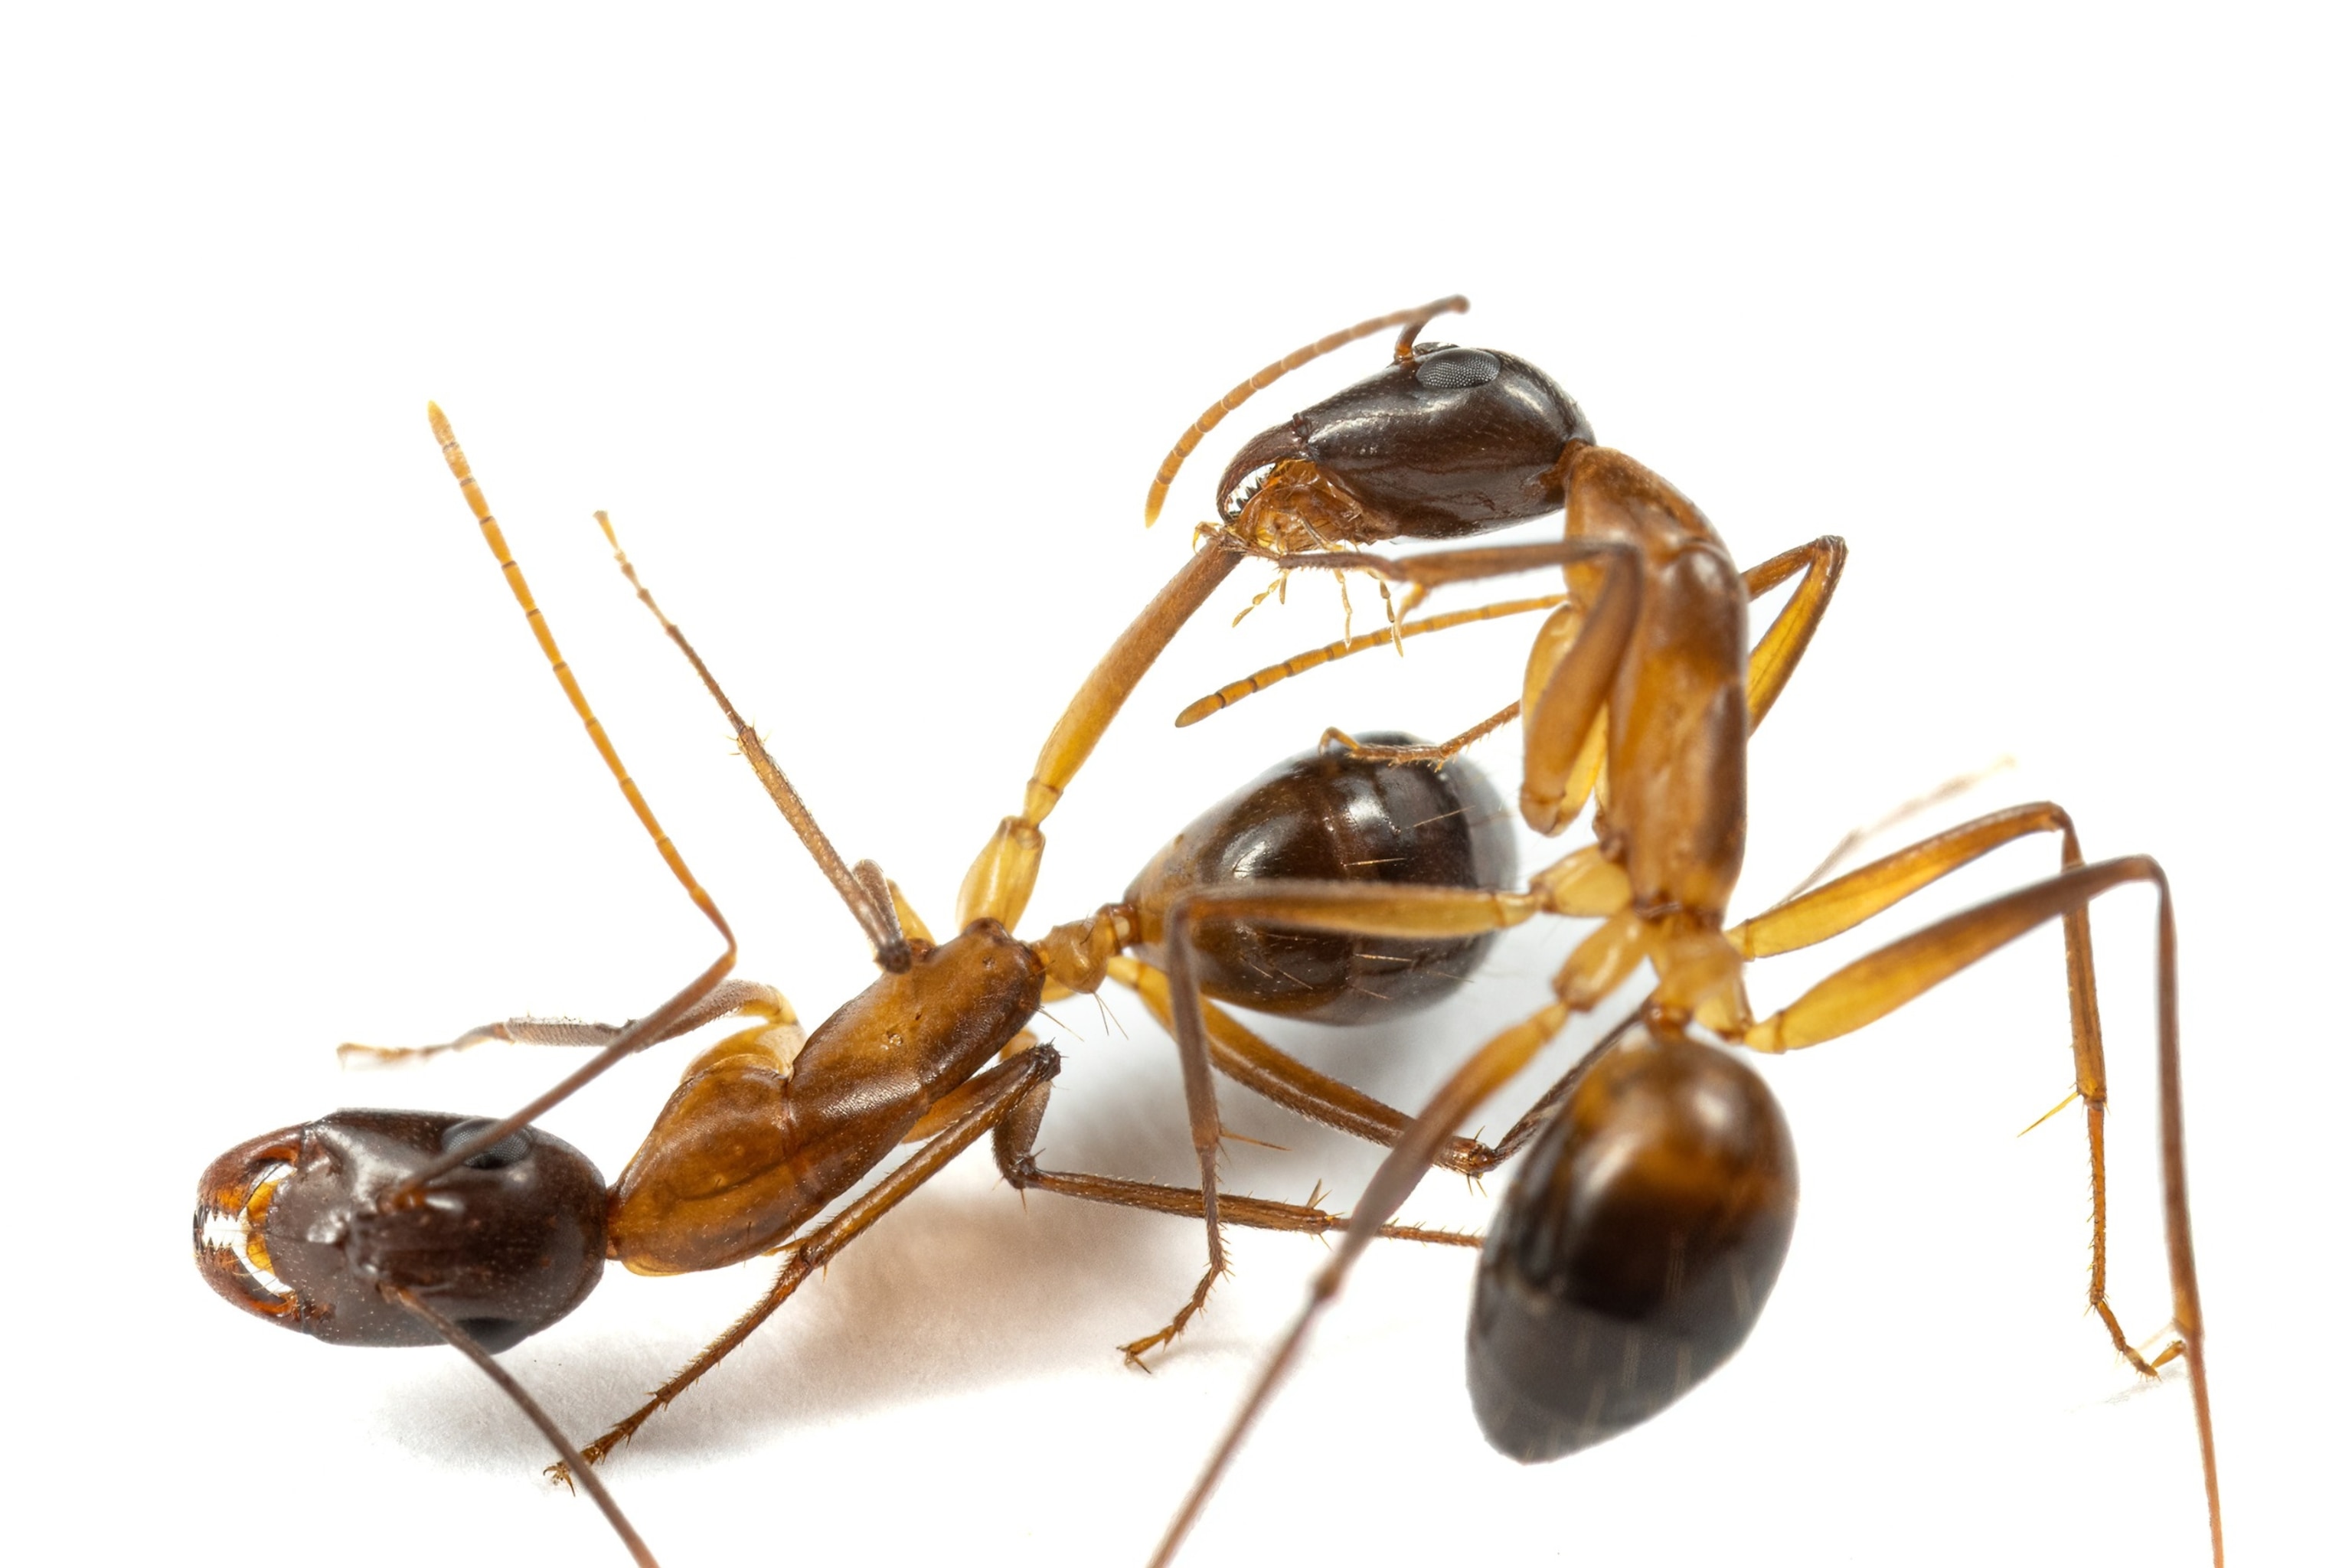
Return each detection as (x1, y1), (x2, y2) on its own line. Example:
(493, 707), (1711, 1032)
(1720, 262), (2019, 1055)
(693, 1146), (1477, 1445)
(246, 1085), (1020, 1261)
(1125, 735), (1516, 1024)
(1467, 1029), (1797, 1462)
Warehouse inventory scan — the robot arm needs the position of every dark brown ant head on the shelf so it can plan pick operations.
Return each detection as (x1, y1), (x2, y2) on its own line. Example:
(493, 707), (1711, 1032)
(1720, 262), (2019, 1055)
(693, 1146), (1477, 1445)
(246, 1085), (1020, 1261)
(1214, 345), (1592, 541)
(194, 1109), (608, 1351)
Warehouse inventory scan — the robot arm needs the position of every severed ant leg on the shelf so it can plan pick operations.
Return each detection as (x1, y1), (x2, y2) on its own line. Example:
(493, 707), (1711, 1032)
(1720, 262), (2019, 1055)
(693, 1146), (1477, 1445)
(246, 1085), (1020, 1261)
(338, 979), (798, 1067)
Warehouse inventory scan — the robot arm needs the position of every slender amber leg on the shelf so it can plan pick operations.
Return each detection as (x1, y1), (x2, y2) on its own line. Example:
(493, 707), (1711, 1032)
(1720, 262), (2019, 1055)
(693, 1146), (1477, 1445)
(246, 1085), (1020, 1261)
(1111, 954), (1596, 1179)
(338, 979), (799, 1067)
(395, 408), (740, 1196)
(562, 1045), (1066, 1472)
(1732, 853), (2217, 1563)
(1725, 804), (2164, 1355)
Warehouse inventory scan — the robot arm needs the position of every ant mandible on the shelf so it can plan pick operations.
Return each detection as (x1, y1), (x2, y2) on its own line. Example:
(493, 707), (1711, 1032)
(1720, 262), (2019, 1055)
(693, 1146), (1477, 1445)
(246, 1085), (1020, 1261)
(1125, 316), (2223, 1567)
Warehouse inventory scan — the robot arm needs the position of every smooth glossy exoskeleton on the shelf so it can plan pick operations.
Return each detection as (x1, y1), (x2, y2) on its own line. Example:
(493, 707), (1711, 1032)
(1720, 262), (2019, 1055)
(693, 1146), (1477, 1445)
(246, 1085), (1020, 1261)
(195, 1110), (606, 1351)
(1212, 345), (1593, 542)
(1466, 1027), (1796, 1462)
(1135, 318), (2222, 1568)
(1125, 732), (1516, 1024)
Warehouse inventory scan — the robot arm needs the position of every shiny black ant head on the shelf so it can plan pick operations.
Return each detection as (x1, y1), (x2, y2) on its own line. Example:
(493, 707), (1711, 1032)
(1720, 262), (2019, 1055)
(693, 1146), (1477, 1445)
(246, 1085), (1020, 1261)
(194, 1109), (607, 1351)
(1215, 345), (1593, 539)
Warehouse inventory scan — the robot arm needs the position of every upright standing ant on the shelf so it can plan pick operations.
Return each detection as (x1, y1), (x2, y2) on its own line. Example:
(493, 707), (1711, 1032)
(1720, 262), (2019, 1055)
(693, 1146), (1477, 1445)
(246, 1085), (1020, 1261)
(1127, 318), (2223, 1567)
(194, 300), (1621, 1563)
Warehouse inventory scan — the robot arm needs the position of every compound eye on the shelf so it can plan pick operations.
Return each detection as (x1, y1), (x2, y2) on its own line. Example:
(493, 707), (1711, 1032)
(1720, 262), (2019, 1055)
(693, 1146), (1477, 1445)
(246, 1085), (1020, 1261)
(1413, 348), (1501, 390)
(441, 1117), (533, 1170)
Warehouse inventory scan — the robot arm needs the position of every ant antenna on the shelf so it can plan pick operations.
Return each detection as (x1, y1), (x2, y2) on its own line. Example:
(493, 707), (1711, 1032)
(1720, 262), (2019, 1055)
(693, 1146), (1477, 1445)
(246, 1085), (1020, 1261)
(391, 407), (740, 1197)
(1142, 295), (1468, 527)
(598, 511), (913, 972)
(390, 1287), (659, 1567)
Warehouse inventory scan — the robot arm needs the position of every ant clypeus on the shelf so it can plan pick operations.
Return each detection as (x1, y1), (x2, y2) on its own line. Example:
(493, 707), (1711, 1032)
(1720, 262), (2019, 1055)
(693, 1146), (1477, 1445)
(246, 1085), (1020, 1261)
(1125, 319), (2225, 1566)
(194, 299), (1627, 1564)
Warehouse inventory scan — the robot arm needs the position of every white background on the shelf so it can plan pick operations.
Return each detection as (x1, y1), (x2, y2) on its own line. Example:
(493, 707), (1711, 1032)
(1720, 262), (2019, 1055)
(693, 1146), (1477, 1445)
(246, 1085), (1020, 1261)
(3, 6), (2343, 1565)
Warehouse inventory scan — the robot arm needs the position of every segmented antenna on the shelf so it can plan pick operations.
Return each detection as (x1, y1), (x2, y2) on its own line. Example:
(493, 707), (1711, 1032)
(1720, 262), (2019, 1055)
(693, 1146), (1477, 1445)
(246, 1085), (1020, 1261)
(1142, 296), (1468, 527)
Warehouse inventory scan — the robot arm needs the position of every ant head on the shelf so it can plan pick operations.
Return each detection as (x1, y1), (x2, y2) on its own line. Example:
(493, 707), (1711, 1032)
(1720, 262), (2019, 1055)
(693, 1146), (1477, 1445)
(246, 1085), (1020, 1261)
(1214, 345), (1592, 540)
(194, 1109), (608, 1351)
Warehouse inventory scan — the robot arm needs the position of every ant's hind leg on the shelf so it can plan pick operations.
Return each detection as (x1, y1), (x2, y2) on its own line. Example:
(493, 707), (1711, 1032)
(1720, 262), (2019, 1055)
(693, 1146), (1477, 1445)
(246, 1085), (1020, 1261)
(338, 980), (799, 1067)
(1730, 852), (2220, 1562)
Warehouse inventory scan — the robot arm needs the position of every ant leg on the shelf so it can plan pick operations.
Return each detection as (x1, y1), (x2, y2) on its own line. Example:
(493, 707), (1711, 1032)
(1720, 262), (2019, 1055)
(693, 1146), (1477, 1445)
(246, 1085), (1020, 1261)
(398, 409), (738, 1195)
(1720, 802), (2178, 1355)
(564, 1044), (1063, 1473)
(1110, 954), (1565, 1179)
(338, 980), (797, 1067)
(984, 1056), (1477, 1366)
(1123, 878), (1557, 1362)
(1732, 853), (2217, 1565)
